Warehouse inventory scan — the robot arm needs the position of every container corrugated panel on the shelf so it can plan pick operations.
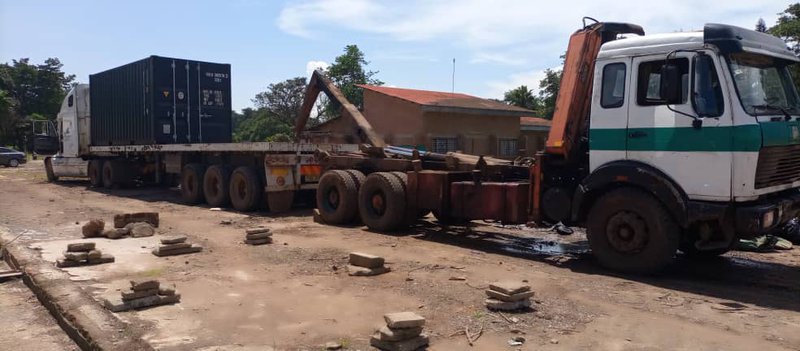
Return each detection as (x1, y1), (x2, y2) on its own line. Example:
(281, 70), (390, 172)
(90, 55), (232, 146)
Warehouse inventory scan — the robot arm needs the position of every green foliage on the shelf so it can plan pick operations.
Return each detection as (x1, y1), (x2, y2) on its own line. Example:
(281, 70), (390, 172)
(252, 77), (307, 126)
(232, 107), (293, 142)
(324, 45), (382, 117)
(0, 57), (74, 148)
(537, 68), (563, 119)
(503, 85), (540, 111)
(768, 4), (800, 88)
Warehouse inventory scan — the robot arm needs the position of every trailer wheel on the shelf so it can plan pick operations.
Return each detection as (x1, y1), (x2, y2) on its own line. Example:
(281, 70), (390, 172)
(229, 166), (262, 211)
(344, 169), (366, 188)
(181, 163), (207, 204)
(267, 191), (295, 213)
(203, 165), (231, 207)
(44, 157), (58, 182)
(586, 187), (679, 274)
(88, 160), (104, 187)
(358, 172), (407, 232)
(316, 170), (360, 224)
(388, 171), (418, 224)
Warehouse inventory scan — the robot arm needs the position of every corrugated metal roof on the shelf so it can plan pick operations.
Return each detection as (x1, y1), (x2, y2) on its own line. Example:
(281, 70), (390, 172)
(357, 84), (532, 116)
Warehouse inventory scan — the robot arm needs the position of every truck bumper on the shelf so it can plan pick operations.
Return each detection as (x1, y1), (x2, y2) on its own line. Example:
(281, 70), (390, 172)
(692, 190), (800, 238)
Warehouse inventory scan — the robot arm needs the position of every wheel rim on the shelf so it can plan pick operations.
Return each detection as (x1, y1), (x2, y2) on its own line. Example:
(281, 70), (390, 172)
(326, 188), (340, 209)
(370, 191), (386, 216)
(209, 176), (219, 197)
(186, 174), (195, 192)
(10, 159), (18, 167)
(235, 178), (246, 199)
(605, 211), (649, 254)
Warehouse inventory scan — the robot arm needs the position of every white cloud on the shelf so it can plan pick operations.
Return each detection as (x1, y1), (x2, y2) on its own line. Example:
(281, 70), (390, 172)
(486, 69), (548, 100)
(306, 60), (329, 76)
(278, 0), (785, 65)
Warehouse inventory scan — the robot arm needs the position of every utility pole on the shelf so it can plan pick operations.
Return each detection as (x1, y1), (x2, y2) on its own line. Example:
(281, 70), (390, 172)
(451, 58), (456, 93)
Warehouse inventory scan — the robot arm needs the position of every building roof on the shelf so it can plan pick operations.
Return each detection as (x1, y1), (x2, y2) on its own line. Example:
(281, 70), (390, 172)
(357, 84), (532, 117)
(520, 116), (551, 131)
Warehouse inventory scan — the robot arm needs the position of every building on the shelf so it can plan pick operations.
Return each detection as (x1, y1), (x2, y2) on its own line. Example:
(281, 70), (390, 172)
(306, 85), (532, 158)
(519, 117), (552, 156)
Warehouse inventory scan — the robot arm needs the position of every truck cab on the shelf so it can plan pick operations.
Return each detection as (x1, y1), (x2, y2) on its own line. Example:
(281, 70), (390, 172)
(46, 84), (91, 179)
(572, 23), (800, 271)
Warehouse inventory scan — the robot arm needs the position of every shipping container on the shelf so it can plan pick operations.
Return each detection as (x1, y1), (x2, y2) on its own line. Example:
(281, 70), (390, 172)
(90, 56), (232, 146)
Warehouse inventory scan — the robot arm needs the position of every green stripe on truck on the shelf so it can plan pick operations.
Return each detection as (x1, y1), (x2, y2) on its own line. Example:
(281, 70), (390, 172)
(589, 125), (763, 152)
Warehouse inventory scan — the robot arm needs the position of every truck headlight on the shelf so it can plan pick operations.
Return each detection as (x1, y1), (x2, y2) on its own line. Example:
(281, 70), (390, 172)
(762, 210), (776, 229)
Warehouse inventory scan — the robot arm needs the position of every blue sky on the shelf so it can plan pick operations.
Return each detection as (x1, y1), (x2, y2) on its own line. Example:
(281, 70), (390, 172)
(0, 0), (790, 112)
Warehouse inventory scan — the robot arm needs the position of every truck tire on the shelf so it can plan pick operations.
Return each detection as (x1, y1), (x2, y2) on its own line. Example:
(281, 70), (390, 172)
(344, 169), (366, 188)
(389, 171), (418, 224)
(229, 166), (262, 211)
(181, 163), (206, 204)
(358, 172), (407, 232)
(44, 157), (58, 182)
(88, 160), (104, 187)
(203, 165), (231, 207)
(316, 170), (360, 224)
(586, 187), (680, 274)
(267, 191), (295, 213)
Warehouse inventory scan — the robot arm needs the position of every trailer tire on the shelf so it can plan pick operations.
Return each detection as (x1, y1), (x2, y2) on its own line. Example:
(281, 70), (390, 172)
(586, 187), (679, 274)
(358, 172), (407, 232)
(267, 191), (295, 213)
(203, 165), (231, 207)
(181, 163), (207, 204)
(44, 157), (58, 182)
(88, 160), (104, 187)
(316, 170), (360, 224)
(389, 171), (417, 224)
(229, 166), (262, 212)
(344, 169), (366, 188)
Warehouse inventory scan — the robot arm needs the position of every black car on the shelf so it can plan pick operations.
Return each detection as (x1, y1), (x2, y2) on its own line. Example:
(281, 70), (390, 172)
(0, 147), (26, 167)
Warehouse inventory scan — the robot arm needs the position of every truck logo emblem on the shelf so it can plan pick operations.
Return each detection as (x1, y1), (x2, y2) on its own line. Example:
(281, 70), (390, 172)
(163, 91), (170, 98)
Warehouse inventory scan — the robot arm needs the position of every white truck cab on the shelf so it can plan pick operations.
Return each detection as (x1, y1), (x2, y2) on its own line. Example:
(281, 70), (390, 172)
(580, 23), (800, 258)
(47, 84), (91, 178)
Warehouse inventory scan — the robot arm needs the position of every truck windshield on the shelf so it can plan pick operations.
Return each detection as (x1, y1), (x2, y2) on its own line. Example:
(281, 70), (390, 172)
(728, 52), (800, 116)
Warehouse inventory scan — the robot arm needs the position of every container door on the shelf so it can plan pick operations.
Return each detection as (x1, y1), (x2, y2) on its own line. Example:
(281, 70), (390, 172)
(194, 62), (232, 143)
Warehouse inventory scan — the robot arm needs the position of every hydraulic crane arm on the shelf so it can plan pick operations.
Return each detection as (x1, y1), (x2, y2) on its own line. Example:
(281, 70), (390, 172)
(545, 19), (644, 159)
(295, 70), (385, 147)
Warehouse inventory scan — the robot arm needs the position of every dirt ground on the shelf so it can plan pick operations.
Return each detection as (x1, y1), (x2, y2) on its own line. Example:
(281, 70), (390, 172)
(1, 160), (800, 351)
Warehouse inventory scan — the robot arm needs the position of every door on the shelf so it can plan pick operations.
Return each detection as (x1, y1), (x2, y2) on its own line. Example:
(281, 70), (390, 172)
(589, 58), (632, 171)
(626, 52), (732, 201)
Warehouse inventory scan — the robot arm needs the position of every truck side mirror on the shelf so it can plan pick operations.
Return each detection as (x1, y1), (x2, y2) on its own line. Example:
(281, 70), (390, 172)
(659, 63), (682, 104)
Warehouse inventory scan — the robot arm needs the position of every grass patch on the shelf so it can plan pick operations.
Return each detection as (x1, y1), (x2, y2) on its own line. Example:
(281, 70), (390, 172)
(141, 268), (164, 278)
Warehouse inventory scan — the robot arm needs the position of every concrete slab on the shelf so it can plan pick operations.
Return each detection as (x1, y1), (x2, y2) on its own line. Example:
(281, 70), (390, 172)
(488, 281), (530, 295)
(485, 289), (535, 302)
(347, 265), (390, 276)
(370, 333), (429, 351)
(349, 252), (385, 268)
(383, 312), (425, 329)
(377, 325), (423, 341)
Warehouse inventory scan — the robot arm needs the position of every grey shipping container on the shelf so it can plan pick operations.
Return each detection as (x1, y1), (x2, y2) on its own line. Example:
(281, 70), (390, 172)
(90, 55), (232, 145)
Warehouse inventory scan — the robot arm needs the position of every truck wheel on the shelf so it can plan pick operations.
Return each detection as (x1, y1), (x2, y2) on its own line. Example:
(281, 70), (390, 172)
(586, 187), (680, 274)
(358, 172), (407, 232)
(267, 191), (295, 213)
(101, 160), (118, 188)
(88, 160), (104, 187)
(389, 171), (417, 224)
(181, 163), (207, 204)
(203, 165), (231, 207)
(229, 166), (262, 211)
(44, 157), (58, 182)
(317, 170), (361, 224)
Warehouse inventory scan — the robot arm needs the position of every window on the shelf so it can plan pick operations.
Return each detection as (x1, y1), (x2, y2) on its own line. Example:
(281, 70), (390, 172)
(728, 52), (800, 116)
(601, 63), (626, 108)
(67, 95), (74, 107)
(0, 148), (8, 153)
(498, 138), (518, 157)
(637, 58), (689, 105)
(692, 54), (724, 117)
(431, 137), (457, 153)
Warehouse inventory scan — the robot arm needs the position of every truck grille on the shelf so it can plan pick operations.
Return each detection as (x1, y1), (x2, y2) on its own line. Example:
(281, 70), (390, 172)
(755, 144), (800, 189)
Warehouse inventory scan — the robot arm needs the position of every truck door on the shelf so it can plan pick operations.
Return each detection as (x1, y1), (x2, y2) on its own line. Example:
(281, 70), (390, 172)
(626, 52), (732, 201)
(589, 58), (632, 171)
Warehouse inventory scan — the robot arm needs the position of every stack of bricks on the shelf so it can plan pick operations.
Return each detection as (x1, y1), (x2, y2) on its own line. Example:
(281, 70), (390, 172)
(56, 242), (115, 268)
(347, 252), (390, 276)
(102, 279), (181, 312)
(244, 227), (272, 245)
(484, 281), (534, 311)
(152, 235), (203, 257)
(370, 312), (429, 351)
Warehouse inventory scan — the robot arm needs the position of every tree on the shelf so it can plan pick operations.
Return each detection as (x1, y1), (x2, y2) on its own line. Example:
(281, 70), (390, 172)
(0, 57), (74, 147)
(232, 108), (293, 142)
(537, 68), (563, 119)
(768, 4), (800, 88)
(503, 85), (540, 111)
(756, 18), (768, 32)
(325, 45), (382, 116)
(252, 77), (307, 126)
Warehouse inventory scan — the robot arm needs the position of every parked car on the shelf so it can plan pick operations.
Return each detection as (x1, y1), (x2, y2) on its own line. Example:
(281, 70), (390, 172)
(0, 147), (26, 167)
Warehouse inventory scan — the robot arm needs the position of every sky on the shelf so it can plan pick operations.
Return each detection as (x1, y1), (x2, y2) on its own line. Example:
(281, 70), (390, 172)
(0, 0), (791, 112)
